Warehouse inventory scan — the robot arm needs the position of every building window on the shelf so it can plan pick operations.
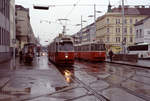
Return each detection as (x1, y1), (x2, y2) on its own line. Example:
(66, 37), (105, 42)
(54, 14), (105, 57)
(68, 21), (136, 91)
(130, 27), (132, 34)
(0, 27), (1, 45)
(116, 37), (120, 42)
(2, 28), (4, 45)
(135, 19), (138, 23)
(136, 30), (138, 38)
(130, 19), (132, 24)
(116, 28), (120, 33)
(124, 37), (126, 43)
(147, 31), (150, 35)
(130, 37), (133, 43)
(107, 28), (109, 33)
(124, 19), (127, 24)
(118, 28), (120, 33)
(116, 19), (120, 24)
(140, 29), (142, 38)
(124, 27), (127, 33)
(107, 37), (109, 42)
(0, 1), (2, 13)
(119, 37), (120, 42)
(107, 18), (109, 24)
(118, 19), (120, 24)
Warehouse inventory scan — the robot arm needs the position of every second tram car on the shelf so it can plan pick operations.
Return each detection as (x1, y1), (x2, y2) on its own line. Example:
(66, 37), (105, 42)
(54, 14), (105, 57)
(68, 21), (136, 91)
(48, 35), (74, 65)
(74, 42), (106, 62)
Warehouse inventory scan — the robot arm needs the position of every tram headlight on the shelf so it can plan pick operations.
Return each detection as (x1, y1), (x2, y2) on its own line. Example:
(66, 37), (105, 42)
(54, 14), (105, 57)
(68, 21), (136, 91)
(65, 55), (68, 58)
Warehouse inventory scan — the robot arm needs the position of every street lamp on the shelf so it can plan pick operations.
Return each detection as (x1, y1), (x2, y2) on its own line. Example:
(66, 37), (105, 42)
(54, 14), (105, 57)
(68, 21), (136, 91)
(75, 16), (87, 44)
(88, 4), (102, 42)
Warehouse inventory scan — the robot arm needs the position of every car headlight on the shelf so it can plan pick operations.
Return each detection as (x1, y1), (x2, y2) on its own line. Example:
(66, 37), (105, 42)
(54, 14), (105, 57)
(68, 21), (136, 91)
(65, 55), (68, 58)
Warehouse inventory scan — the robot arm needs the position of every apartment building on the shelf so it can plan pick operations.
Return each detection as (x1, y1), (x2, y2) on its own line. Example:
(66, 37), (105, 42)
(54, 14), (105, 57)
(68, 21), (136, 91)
(0, 0), (11, 62)
(73, 23), (95, 45)
(96, 5), (150, 53)
(16, 5), (36, 51)
(134, 16), (150, 44)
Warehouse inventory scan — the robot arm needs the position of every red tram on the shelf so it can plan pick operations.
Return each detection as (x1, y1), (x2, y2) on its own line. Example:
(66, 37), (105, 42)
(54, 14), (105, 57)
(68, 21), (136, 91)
(74, 42), (106, 62)
(48, 35), (74, 65)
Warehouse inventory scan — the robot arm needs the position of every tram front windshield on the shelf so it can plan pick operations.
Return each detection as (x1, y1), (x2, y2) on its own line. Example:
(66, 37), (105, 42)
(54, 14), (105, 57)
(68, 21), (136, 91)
(59, 42), (74, 51)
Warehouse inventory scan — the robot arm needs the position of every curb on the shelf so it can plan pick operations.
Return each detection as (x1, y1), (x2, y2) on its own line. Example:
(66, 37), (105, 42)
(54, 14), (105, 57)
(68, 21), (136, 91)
(104, 60), (150, 69)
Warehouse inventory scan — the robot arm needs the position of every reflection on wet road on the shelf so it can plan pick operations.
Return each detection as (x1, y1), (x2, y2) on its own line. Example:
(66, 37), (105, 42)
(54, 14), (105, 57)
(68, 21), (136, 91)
(73, 61), (150, 101)
(1, 56), (150, 101)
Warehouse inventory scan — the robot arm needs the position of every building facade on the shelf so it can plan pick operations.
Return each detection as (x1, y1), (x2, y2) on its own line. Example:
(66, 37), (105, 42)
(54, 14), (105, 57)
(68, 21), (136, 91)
(0, 0), (11, 62)
(134, 16), (150, 44)
(10, 0), (16, 55)
(15, 5), (36, 51)
(73, 23), (95, 45)
(96, 5), (150, 53)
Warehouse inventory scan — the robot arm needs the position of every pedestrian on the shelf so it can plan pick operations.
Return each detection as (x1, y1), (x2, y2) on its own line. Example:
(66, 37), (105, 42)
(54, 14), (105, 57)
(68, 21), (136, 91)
(19, 50), (23, 64)
(109, 49), (114, 62)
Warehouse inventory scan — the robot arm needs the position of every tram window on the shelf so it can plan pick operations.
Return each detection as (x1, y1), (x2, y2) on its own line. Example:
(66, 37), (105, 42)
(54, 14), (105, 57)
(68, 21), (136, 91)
(91, 44), (94, 51)
(85, 45), (89, 51)
(95, 44), (98, 51)
(59, 42), (74, 51)
(78, 46), (81, 51)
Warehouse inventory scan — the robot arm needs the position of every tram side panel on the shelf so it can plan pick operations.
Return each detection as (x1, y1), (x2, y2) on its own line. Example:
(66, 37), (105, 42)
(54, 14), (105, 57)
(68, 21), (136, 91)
(75, 43), (106, 62)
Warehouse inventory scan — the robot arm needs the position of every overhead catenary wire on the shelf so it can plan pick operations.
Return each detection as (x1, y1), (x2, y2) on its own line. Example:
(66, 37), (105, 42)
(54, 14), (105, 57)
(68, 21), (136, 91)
(65, 0), (81, 18)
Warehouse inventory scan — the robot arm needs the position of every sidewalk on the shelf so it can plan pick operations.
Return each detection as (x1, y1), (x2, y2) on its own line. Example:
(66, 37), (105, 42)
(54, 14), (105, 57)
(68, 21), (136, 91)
(0, 56), (69, 101)
(105, 58), (150, 68)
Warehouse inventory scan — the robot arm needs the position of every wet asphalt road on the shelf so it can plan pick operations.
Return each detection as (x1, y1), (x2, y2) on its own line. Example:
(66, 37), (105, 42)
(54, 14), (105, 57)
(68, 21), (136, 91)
(0, 55), (150, 101)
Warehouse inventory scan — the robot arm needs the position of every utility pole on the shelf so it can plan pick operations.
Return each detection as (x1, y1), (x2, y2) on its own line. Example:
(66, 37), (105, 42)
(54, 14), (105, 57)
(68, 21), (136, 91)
(122, 0), (125, 54)
(93, 4), (96, 43)
(62, 25), (66, 35)
(80, 16), (83, 44)
(58, 19), (69, 35)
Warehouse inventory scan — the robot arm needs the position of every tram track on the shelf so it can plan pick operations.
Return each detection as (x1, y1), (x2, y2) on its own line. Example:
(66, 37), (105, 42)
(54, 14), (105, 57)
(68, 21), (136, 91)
(58, 65), (110, 101)
(72, 75), (110, 101)
(74, 62), (150, 101)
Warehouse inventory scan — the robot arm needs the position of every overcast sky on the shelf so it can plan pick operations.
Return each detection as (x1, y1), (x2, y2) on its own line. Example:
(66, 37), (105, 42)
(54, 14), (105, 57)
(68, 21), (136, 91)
(15, 0), (150, 45)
